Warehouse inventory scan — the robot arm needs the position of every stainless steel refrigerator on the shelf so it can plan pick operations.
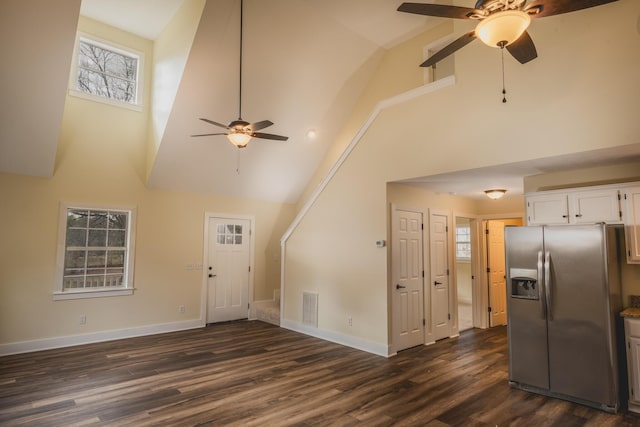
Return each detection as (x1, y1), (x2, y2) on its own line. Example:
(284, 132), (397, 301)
(505, 223), (626, 413)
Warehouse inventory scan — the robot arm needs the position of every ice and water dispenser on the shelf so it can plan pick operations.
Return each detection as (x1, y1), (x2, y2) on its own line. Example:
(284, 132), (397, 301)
(509, 268), (538, 300)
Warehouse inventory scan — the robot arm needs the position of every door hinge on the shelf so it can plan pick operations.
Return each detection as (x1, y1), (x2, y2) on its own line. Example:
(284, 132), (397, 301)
(248, 303), (250, 309)
(447, 269), (449, 276)
(486, 267), (491, 273)
(421, 223), (424, 230)
(423, 319), (426, 326)
(448, 313), (451, 320)
(422, 271), (425, 278)
(619, 211), (623, 220)
(488, 306), (492, 313)
(618, 194), (621, 201)
(485, 229), (489, 235)
(624, 193), (628, 200)
(446, 225), (449, 232)
(248, 266), (251, 272)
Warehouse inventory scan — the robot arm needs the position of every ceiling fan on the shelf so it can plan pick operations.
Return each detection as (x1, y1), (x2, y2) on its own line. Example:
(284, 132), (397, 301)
(397, 0), (620, 68)
(191, 0), (288, 148)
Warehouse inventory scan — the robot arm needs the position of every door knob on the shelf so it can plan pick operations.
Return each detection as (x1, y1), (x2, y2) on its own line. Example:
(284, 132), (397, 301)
(209, 273), (217, 278)
(396, 284), (406, 289)
(434, 281), (442, 286)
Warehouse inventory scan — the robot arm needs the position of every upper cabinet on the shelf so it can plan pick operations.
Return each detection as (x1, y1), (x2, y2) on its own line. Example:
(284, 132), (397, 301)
(622, 186), (640, 263)
(526, 188), (621, 226)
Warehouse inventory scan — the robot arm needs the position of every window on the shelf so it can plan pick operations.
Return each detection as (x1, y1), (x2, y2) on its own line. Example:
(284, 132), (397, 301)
(70, 34), (142, 109)
(54, 203), (136, 300)
(217, 224), (244, 245)
(456, 225), (471, 261)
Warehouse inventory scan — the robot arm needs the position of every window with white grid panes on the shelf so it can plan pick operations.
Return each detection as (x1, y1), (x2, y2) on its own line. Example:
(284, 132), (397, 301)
(217, 224), (244, 245)
(54, 203), (136, 300)
(456, 225), (471, 260)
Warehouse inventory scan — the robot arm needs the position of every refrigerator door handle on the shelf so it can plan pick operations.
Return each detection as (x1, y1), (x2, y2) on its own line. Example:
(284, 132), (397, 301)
(544, 251), (552, 321)
(537, 251), (545, 318)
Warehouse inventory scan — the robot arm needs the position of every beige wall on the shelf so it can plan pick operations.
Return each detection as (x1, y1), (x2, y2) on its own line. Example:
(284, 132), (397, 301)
(283, 0), (640, 352)
(0, 17), (295, 347)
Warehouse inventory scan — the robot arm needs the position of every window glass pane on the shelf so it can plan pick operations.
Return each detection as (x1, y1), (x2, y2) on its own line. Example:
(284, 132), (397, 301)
(226, 235), (233, 244)
(235, 225), (242, 234)
(107, 250), (125, 268)
(64, 250), (86, 269)
(226, 224), (234, 233)
(66, 228), (87, 247)
(217, 235), (225, 245)
(88, 229), (107, 247)
(87, 250), (106, 268)
(235, 235), (242, 245)
(89, 211), (108, 229)
(217, 224), (225, 234)
(109, 213), (127, 230)
(67, 209), (88, 228)
(108, 230), (126, 247)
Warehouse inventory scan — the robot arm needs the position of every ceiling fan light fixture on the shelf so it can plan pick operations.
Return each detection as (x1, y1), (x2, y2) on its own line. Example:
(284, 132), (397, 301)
(476, 10), (531, 48)
(227, 132), (251, 148)
(485, 189), (507, 200)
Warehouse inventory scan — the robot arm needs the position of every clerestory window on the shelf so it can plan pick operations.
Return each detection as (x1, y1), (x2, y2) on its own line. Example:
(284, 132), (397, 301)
(70, 34), (142, 109)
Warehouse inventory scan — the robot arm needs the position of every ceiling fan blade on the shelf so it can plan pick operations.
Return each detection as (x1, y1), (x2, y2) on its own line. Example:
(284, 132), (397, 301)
(420, 31), (477, 68)
(248, 120), (274, 131)
(190, 133), (228, 137)
(398, 3), (481, 19)
(199, 118), (230, 129)
(524, 0), (619, 18)
(251, 132), (289, 141)
(506, 31), (538, 64)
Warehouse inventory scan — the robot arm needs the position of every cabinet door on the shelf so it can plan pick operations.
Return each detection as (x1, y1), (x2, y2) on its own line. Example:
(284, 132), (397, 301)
(569, 189), (621, 224)
(526, 193), (569, 225)
(623, 186), (640, 263)
(629, 335), (640, 404)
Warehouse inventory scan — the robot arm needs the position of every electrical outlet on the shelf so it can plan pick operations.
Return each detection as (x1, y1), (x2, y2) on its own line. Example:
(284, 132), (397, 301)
(178, 305), (185, 314)
(347, 316), (352, 327)
(79, 314), (86, 325)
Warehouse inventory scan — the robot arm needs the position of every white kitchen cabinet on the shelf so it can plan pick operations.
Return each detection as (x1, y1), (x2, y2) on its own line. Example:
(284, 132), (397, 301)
(526, 193), (569, 225)
(622, 186), (640, 263)
(625, 317), (640, 413)
(526, 188), (621, 226)
(569, 188), (621, 224)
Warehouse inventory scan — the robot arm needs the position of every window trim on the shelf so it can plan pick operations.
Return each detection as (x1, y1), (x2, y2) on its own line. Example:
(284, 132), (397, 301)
(54, 202), (137, 301)
(68, 32), (144, 112)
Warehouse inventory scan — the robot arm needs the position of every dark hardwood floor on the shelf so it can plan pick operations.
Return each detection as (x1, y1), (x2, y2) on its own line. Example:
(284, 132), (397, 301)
(1, 321), (639, 426)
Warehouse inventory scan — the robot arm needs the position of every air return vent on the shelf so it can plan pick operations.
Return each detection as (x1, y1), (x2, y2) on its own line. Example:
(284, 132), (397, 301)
(302, 291), (318, 328)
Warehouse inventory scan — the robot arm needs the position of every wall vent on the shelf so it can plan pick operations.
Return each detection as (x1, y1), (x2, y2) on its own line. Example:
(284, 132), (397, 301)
(302, 291), (318, 328)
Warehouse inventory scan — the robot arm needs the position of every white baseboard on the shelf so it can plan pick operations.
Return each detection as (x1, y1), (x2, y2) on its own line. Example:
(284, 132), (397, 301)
(0, 319), (204, 356)
(281, 319), (390, 357)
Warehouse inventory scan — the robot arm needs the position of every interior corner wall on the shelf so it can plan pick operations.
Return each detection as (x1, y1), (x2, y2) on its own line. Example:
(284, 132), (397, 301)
(0, 16), (295, 352)
(146, 0), (206, 181)
(283, 0), (640, 353)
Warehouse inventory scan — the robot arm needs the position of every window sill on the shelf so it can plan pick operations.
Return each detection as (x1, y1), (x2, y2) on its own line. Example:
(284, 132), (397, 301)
(53, 287), (134, 301)
(68, 89), (143, 112)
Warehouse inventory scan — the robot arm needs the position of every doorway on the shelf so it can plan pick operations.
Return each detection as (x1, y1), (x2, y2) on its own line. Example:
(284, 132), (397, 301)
(455, 217), (474, 332)
(203, 214), (254, 324)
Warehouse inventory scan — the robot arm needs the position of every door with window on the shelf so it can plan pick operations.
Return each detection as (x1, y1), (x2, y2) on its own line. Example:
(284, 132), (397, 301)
(206, 217), (251, 323)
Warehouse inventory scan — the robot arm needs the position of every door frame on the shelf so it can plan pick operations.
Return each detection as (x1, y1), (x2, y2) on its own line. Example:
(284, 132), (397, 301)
(476, 213), (525, 329)
(200, 212), (256, 325)
(389, 204), (426, 354)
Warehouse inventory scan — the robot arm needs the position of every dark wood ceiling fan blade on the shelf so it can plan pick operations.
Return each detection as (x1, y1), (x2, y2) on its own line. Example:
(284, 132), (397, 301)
(420, 31), (477, 68)
(190, 133), (228, 137)
(248, 120), (274, 131)
(398, 3), (480, 19)
(506, 31), (538, 64)
(524, 0), (619, 18)
(199, 118), (230, 129)
(252, 132), (289, 141)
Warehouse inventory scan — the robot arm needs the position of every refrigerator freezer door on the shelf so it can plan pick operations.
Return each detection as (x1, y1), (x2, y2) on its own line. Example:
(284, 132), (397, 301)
(505, 226), (549, 390)
(544, 224), (618, 408)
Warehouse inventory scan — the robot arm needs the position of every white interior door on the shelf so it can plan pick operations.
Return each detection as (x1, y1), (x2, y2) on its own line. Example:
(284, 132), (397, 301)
(206, 217), (251, 323)
(487, 220), (507, 326)
(430, 211), (450, 340)
(391, 207), (425, 352)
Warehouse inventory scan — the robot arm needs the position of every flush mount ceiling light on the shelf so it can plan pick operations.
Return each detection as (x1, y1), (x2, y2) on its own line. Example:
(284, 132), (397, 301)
(485, 189), (507, 200)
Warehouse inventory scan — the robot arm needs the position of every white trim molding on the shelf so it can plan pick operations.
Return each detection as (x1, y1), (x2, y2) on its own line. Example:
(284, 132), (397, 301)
(0, 319), (202, 356)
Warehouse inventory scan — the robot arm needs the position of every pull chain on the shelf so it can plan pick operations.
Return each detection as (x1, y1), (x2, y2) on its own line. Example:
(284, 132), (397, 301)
(500, 43), (507, 103)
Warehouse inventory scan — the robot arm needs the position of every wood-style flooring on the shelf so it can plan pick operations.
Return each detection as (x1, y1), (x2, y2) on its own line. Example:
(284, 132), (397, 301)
(1, 321), (639, 426)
